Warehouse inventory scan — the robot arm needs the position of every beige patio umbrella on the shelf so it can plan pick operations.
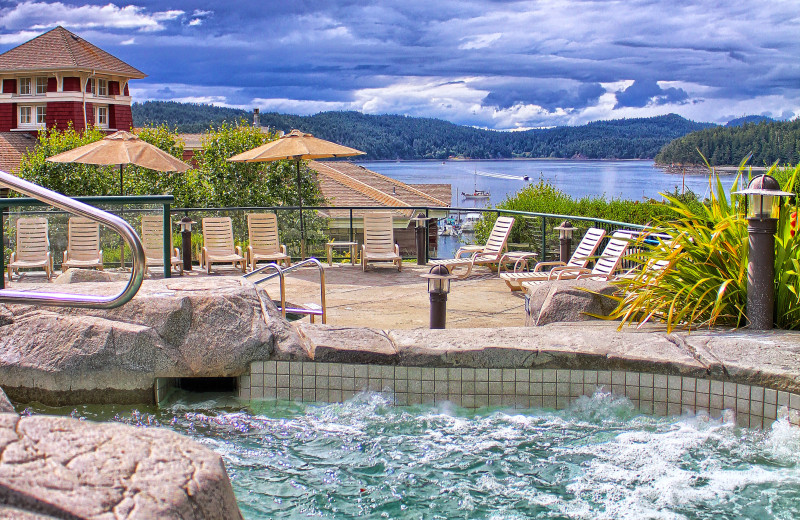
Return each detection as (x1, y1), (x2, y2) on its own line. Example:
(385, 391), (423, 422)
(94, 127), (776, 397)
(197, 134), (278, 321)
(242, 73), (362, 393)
(228, 129), (365, 258)
(47, 130), (190, 266)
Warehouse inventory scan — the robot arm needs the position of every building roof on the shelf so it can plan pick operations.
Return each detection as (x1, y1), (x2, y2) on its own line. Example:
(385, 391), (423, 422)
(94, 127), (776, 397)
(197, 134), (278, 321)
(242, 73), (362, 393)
(310, 160), (450, 219)
(0, 26), (146, 78)
(0, 132), (37, 173)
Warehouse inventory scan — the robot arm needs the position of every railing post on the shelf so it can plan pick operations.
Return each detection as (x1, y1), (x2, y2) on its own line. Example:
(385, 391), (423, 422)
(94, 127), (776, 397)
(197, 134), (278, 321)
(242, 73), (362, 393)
(0, 207), (5, 290)
(349, 208), (354, 242)
(163, 203), (171, 279)
(425, 207), (430, 263)
(540, 216), (547, 261)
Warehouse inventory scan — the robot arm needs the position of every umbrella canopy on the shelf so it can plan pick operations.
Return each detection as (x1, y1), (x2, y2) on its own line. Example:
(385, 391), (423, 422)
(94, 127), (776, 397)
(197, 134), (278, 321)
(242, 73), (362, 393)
(46, 130), (190, 268)
(228, 129), (365, 258)
(228, 129), (364, 163)
(47, 130), (189, 174)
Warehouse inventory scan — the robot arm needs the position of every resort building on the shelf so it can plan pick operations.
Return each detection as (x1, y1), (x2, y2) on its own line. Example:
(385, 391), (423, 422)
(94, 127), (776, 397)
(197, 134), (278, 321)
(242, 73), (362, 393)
(0, 26), (145, 173)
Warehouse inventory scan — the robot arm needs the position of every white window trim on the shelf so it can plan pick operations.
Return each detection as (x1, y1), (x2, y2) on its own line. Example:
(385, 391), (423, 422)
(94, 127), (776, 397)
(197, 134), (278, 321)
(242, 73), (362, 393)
(35, 77), (47, 95)
(97, 78), (108, 97)
(95, 105), (109, 128)
(18, 104), (45, 129)
(35, 105), (46, 124)
(18, 77), (31, 96)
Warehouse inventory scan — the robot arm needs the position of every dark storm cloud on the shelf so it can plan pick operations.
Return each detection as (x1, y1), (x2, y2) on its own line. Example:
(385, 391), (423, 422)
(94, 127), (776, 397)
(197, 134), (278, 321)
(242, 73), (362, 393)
(0, 0), (798, 127)
(615, 80), (689, 108)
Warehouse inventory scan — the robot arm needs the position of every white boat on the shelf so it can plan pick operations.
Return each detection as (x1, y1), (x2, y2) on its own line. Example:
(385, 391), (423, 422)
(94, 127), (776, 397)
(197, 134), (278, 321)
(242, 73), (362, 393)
(460, 212), (481, 233)
(461, 189), (490, 200)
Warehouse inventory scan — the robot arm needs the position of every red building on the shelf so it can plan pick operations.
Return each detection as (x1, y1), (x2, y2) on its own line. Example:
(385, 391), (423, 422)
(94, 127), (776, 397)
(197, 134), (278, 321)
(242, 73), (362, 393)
(0, 26), (145, 136)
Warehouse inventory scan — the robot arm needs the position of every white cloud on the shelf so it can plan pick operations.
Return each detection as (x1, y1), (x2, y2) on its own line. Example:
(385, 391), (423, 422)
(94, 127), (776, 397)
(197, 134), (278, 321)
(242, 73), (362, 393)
(188, 19), (202, 27)
(458, 32), (501, 50)
(0, 2), (183, 32)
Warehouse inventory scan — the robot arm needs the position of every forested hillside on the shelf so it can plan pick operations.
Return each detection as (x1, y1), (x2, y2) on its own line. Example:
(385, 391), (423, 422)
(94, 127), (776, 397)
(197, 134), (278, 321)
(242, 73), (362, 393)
(132, 101), (712, 160)
(655, 119), (800, 166)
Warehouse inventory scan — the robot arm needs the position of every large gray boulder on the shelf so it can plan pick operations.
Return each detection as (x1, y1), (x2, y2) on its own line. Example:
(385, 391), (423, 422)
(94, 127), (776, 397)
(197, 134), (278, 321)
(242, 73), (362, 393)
(524, 279), (619, 326)
(0, 413), (242, 519)
(0, 277), (301, 405)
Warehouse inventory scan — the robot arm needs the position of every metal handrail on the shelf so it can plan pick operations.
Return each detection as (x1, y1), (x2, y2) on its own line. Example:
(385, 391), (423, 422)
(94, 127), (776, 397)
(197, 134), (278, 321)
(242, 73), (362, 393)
(244, 258), (327, 324)
(0, 171), (145, 308)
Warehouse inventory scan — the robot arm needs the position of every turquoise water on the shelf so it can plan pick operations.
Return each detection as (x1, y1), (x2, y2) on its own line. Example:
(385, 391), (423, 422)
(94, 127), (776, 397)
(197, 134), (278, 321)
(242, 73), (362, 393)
(26, 391), (800, 519)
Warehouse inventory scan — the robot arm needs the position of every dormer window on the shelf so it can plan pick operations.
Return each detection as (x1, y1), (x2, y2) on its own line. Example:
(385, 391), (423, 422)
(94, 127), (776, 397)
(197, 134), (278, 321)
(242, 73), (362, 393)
(18, 77), (31, 95)
(36, 77), (47, 95)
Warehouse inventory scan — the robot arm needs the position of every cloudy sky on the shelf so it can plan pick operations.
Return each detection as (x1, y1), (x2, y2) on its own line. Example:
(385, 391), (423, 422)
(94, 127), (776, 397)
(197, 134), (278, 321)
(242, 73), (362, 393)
(0, 0), (798, 130)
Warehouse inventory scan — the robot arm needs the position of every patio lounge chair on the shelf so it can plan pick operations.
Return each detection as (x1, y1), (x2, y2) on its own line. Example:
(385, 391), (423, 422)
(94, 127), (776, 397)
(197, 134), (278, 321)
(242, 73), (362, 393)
(7, 217), (53, 280)
(62, 217), (103, 272)
(361, 212), (402, 271)
(500, 227), (606, 291)
(429, 216), (515, 278)
(519, 231), (633, 291)
(141, 215), (183, 276)
(247, 213), (291, 271)
(201, 217), (246, 274)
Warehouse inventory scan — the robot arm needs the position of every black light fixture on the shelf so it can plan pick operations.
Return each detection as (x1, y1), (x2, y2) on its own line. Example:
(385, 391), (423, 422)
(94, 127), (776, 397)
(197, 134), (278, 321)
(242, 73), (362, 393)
(554, 220), (577, 263)
(421, 264), (457, 329)
(733, 174), (793, 330)
(178, 216), (196, 271)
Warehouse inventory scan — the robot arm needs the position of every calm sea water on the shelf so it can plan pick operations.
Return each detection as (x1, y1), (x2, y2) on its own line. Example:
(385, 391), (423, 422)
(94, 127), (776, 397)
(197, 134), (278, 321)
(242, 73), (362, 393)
(358, 160), (739, 208)
(28, 391), (800, 520)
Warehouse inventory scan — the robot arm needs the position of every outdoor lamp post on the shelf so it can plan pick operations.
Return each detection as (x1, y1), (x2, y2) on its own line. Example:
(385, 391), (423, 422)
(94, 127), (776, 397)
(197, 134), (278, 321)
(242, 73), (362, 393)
(178, 216), (196, 271)
(409, 213), (432, 265)
(422, 265), (458, 329)
(733, 174), (793, 330)
(554, 221), (577, 263)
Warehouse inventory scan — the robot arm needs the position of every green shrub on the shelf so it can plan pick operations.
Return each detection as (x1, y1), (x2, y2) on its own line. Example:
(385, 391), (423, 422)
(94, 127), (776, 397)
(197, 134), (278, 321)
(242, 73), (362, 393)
(608, 160), (800, 330)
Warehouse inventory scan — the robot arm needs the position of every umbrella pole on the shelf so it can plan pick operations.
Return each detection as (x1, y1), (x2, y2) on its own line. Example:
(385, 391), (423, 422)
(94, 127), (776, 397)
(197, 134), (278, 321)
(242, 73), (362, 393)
(297, 159), (306, 260)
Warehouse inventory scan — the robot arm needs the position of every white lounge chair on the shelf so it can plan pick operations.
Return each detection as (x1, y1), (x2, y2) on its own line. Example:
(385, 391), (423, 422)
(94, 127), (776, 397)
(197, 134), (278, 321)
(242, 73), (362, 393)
(500, 227), (606, 291)
(201, 217), (246, 274)
(429, 216), (515, 278)
(361, 212), (402, 271)
(7, 217), (52, 280)
(520, 231), (632, 292)
(62, 217), (103, 272)
(141, 215), (182, 276)
(247, 213), (291, 271)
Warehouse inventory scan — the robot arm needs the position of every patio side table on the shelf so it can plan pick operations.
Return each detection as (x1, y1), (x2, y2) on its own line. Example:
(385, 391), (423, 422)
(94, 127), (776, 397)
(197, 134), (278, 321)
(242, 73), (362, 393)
(326, 241), (359, 265)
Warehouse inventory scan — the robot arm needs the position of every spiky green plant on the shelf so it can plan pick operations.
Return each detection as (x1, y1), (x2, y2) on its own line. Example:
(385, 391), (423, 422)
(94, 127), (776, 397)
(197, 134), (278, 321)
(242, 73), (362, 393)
(608, 158), (800, 331)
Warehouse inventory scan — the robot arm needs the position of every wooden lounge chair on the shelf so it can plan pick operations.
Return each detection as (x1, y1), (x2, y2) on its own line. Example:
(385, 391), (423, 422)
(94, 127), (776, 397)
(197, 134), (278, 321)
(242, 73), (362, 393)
(141, 215), (182, 276)
(200, 217), (246, 274)
(429, 216), (515, 278)
(361, 212), (402, 271)
(7, 217), (53, 280)
(62, 217), (103, 272)
(247, 213), (291, 271)
(500, 227), (606, 291)
(520, 231), (632, 291)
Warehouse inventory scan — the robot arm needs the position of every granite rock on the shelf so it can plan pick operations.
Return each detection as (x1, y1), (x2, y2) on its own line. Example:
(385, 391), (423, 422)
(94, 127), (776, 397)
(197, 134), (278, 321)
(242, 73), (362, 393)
(525, 279), (619, 326)
(0, 413), (242, 519)
(0, 278), (276, 405)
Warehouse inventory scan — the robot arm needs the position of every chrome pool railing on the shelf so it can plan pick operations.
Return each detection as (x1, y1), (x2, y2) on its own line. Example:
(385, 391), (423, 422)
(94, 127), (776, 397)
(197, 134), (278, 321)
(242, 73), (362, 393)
(244, 258), (327, 323)
(0, 171), (145, 309)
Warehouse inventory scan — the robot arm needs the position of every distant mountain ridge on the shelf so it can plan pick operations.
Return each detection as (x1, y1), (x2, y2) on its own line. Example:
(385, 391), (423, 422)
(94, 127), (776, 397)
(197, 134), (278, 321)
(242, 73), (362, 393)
(132, 101), (713, 160)
(726, 115), (776, 127)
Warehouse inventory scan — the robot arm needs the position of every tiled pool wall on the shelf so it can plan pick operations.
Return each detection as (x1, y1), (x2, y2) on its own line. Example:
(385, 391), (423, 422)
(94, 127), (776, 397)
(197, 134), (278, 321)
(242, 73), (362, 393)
(236, 361), (800, 429)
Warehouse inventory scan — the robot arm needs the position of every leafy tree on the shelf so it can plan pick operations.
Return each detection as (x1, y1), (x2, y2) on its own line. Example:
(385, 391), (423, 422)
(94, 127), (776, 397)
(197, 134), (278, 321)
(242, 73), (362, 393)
(16, 124), (115, 196)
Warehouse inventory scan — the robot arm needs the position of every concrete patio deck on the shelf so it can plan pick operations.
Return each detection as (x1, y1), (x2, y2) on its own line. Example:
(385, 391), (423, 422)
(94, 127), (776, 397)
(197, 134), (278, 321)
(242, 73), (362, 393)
(4, 260), (527, 329)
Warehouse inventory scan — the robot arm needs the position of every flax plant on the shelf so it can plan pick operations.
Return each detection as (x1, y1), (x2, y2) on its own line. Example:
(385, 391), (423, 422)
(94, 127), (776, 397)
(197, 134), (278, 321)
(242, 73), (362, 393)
(609, 158), (800, 331)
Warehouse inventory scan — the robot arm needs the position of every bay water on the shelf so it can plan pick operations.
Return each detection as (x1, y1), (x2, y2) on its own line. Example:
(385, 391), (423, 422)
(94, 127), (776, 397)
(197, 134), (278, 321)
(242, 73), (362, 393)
(357, 159), (739, 208)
